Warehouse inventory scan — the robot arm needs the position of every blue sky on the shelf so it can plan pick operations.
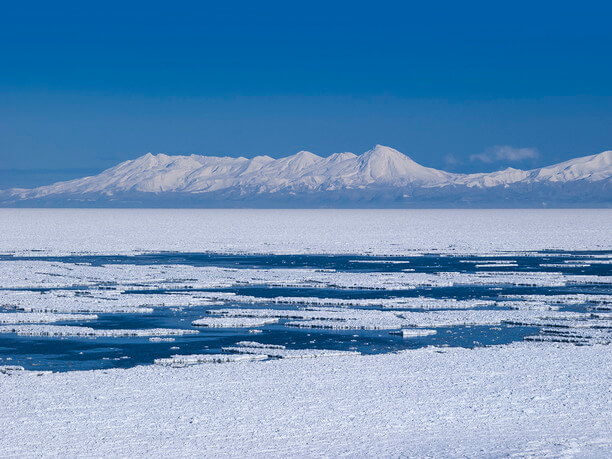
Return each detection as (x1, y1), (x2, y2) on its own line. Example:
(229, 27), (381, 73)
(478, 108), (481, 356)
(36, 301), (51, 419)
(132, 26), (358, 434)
(1, 0), (611, 187)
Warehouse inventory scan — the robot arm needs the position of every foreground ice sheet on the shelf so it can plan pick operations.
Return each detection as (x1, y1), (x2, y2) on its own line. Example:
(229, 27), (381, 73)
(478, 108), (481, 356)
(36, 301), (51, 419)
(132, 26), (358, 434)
(1, 343), (610, 457)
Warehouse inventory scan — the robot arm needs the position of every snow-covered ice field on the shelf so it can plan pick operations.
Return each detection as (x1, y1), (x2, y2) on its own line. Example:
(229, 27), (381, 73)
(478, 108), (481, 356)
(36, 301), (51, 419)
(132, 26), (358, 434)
(1, 344), (610, 457)
(0, 208), (610, 255)
(0, 209), (610, 457)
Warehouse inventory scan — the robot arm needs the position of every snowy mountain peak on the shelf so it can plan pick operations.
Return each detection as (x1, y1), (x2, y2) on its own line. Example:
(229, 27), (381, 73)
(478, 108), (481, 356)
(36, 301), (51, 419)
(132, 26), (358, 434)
(328, 152), (358, 162)
(357, 145), (452, 184)
(293, 150), (321, 158)
(534, 150), (612, 182)
(1, 146), (609, 207)
(264, 151), (323, 177)
(362, 145), (408, 160)
(251, 155), (275, 162)
(287, 150), (322, 165)
(594, 150), (612, 161)
(139, 152), (170, 161)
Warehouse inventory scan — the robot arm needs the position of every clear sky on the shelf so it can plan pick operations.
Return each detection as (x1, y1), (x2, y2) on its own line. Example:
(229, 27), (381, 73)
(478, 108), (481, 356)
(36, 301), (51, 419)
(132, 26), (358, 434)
(1, 0), (611, 188)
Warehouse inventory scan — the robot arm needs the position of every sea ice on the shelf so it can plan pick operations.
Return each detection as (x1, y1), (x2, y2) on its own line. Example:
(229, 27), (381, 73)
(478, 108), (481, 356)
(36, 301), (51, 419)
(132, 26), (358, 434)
(192, 317), (279, 328)
(390, 329), (437, 338)
(154, 353), (267, 367)
(0, 325), (199, 337)
(0, 313), (98, 324)
(223, 341), (360, 359)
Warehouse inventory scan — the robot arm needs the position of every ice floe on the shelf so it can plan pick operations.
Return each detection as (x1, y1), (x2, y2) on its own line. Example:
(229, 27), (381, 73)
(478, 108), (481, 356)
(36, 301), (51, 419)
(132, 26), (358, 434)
(0, 325), (199, 337)
(154, 353), (267, 367)
(209, 307), (405, 330)
(0, 313), (98, 324)
(395, 309), (590, 327)
(247, 295), (495, 310)
(192, 317), (279, 328)
(222, 341), (360, 359)
(474, 263), (519, 268)
(524, 328), (611, 345)
(3, 259), (609, 294)
(390, 329), (437, 338)
(0, 365), (51, 376)
(500, 293), (612, 307)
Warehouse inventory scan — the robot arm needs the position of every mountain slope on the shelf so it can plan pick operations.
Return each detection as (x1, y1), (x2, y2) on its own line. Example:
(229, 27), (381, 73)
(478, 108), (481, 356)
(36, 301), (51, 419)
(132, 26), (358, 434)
(454, 150), (612, 188)
(1, 146), (610, 207)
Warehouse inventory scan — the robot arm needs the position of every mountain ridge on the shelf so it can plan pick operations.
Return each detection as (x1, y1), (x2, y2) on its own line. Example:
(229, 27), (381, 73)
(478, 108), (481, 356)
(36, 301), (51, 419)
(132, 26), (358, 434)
(1, 146), (610, 207)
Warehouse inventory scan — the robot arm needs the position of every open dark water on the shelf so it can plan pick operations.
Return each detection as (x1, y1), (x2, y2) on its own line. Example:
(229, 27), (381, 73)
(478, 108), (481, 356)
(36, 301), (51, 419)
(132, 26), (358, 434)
(0, 250), (609, 372)
(2, 250), (611, 275)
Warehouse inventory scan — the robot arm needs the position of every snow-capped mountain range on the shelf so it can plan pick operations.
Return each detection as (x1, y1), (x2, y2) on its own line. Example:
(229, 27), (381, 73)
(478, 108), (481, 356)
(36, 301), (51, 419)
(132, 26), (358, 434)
(2, 145), (610, 207)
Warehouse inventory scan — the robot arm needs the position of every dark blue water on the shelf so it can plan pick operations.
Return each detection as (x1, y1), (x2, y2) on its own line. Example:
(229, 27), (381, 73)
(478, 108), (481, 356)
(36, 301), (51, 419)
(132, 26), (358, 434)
(0, 250), (609, 372)
(1, 250), (610, 275)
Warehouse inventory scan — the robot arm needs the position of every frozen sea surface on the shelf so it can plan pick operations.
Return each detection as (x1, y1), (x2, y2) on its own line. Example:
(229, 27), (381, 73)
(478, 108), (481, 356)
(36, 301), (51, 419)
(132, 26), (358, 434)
(0, 209), (610, 457)
(0, 249), (609, 371)
(0, 208), (610, 255)
(2, 343), (611, 457)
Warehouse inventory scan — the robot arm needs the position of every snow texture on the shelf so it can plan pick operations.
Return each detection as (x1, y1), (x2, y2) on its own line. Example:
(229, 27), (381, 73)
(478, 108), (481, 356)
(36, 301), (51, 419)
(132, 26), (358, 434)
(1, 343), (610, 457)
(1, 209), (609, 256)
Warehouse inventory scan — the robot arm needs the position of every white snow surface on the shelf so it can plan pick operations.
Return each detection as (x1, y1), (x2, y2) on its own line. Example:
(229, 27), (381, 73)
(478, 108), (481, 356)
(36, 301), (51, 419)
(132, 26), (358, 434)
(0, 209), (609, 256)
(1, 343), (610, 457)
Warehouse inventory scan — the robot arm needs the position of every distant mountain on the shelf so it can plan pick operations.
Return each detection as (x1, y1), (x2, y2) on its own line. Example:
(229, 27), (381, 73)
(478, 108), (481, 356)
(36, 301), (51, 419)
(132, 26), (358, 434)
(1, 146), (610, 207)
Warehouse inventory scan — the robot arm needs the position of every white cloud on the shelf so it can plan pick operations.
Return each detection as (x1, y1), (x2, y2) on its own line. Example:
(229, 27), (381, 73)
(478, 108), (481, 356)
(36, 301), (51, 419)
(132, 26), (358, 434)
(470, 145), (539, 163)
